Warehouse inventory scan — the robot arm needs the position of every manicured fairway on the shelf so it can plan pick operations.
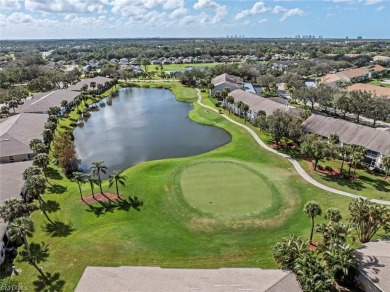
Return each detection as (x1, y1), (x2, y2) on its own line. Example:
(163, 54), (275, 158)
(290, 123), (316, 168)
(12, 82), (366, 291)
(180, 161), (274, 216)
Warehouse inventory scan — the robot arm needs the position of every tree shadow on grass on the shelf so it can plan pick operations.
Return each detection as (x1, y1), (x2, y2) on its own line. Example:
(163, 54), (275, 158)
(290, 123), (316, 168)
(322, 174), (365, 191)
(42, 200), (60, 213)
(85, 196), (144, 216)
(20, 242), (49, 264)
(47, 184), (67, 194)
(33, 272), (65, 292)
(358, 175), (390, 194)
(46, 167), (63, 180)
(43, 221), (74, 237)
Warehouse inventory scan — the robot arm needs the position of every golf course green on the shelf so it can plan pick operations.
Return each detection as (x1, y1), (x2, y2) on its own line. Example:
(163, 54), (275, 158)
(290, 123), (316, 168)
(180, 161), (275, 217)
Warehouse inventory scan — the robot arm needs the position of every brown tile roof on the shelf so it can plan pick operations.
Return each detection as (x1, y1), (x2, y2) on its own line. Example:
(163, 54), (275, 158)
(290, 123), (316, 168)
(348, 83), (390, 98)
(212, 73), (243, 87)
(336, 68), (368, 79)
(301, 115), (390, 155)
(321, 73), (344, 84)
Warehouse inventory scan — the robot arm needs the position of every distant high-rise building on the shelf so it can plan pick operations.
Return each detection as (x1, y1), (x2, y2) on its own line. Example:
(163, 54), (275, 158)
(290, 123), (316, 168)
(346, 36), (349, 40)
(357, 36), (363, 40)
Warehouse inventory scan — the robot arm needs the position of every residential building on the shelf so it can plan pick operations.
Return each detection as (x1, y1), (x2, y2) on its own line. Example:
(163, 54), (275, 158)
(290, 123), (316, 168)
(228, 89), (301, 121)
(301, 115), (390, 169)
(211, 73), (243, 96)
(0, 113), (47, 163)
(355, 239), (390, 292)
(362, 64), (387, 78)
(348, 83), (390, 98)
(336, 68), (369, 83)
(0, 161), (33, 264)
(373, 55), (390, 62)
(320, 73), (345, 88)
(15, 90), (80, 114)
(75, 266), (302, 292)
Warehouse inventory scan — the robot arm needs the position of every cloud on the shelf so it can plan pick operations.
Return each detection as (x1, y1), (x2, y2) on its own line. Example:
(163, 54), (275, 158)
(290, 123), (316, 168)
(360, 0), (384, 4)
(280, 8), (305, 21)
(0, 0), (20, 9)
(7, 12), (33, 24)
(193, 0), (227, 24)
(169, 6), (187, 18)
(235, 1), (270, 20)
(25, 0), (104, 13)
(272, 5), (287, 13)
(259, 18), (268, 23)
(375, 5), (385, 10)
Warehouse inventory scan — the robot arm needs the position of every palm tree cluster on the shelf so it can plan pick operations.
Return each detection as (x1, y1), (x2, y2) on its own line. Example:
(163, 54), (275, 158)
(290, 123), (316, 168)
(72, 160), (127, 201)
(272, 198), (389, 291)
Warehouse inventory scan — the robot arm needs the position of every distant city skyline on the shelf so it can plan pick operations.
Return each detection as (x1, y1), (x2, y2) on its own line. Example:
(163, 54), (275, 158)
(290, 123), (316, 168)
(0, 0), (389, 40)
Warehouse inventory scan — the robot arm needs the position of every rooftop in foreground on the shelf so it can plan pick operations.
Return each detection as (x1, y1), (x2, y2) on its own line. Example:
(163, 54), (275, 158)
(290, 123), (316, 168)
(75, 266), (302, 292)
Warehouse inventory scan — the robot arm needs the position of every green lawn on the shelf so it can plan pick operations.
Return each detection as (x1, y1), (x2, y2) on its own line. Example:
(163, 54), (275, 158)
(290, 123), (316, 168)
(367, 79), (390, 88)
(180, 161), (275, 217)
(147, 62), (225, 73)
(13, 82), (371, 291)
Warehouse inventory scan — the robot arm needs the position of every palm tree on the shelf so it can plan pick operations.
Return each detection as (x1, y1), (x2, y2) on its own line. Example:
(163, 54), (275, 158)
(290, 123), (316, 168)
(338, 146), (352, 174)
(97, 83), (103, 94)
(382, 156), (390, 180)
(236, 101), (244, 117)
(32, 153), (50, 182)
(303, 201), (322, 245)
(272, 234), (308, 270)
(90, 161), (107, 194)
(324, 207), (342, 223)
(25, 175), (52, 223)
(86, 173), (96, 198)
(0, 198), (26, 223)
(72, 171), (86, 201)
(226, 96), (234, 114)
(241, 103), (250, 123)
(81, 84), (88, 94)
(7, 217), (48, 281)
(8, 99), (18, 113)
(60, 100), (68, 114)
(323, 244), (358, 285)
(350, 145), (365, 177)
(109, 170), (126, 199)
(23, 166), (42, 180)
(90, 81), (96, 94)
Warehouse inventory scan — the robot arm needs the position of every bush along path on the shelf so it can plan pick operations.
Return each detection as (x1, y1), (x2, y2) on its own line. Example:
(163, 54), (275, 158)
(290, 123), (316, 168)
(195, 89), (390, 206)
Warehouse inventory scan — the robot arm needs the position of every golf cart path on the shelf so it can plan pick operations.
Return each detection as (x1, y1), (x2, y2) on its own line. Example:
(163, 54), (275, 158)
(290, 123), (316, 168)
(196, 89), (390, 205)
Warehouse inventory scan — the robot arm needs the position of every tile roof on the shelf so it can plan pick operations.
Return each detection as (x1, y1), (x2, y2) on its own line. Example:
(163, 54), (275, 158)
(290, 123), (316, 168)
(321, 73), (344, 84)
(15, 90), (80, 114)
(212, 73), (243, 87)
(348, 83), (390, 98)
(75, 266), (302, 292)
(229, 89), (300, 117)
(301, 115), (390, 155)
(0, 113), (47, 157)
(336, 68), (368, 80)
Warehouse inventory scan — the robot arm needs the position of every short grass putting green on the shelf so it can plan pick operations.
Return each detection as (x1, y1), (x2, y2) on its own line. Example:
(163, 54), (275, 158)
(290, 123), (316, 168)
(180, 161), (273, 216)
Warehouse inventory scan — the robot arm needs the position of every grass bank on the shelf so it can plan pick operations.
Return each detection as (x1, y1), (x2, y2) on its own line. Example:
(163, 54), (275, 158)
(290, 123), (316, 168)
(14, 82), (365, 291)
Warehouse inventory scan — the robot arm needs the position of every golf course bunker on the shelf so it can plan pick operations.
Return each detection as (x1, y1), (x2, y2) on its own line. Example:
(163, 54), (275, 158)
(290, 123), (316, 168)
(180, 161), (274, 217)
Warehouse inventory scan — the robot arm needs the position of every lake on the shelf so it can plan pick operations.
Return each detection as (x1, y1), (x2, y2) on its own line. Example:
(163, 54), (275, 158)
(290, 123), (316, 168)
(74, 87), (231, 176)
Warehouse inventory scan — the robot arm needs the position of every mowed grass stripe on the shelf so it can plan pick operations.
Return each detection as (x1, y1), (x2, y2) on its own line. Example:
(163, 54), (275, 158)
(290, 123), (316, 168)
(180, 162), (273, 216)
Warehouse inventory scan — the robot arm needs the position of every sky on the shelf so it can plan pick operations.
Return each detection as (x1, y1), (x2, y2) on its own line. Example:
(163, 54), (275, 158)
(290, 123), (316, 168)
(0, 0), (389, 40)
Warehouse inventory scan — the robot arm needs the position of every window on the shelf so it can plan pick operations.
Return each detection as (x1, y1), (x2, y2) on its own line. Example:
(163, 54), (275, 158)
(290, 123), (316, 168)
(27, 154), (33, 160)
(9, 156), (14, 162)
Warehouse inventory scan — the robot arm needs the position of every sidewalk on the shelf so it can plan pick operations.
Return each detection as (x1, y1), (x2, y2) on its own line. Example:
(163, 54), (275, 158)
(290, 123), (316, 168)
(196, 89), (390, 205)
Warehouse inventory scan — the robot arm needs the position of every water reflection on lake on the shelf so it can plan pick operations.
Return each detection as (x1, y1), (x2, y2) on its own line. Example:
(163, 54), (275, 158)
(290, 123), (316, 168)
(74, 87), (231, 176)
